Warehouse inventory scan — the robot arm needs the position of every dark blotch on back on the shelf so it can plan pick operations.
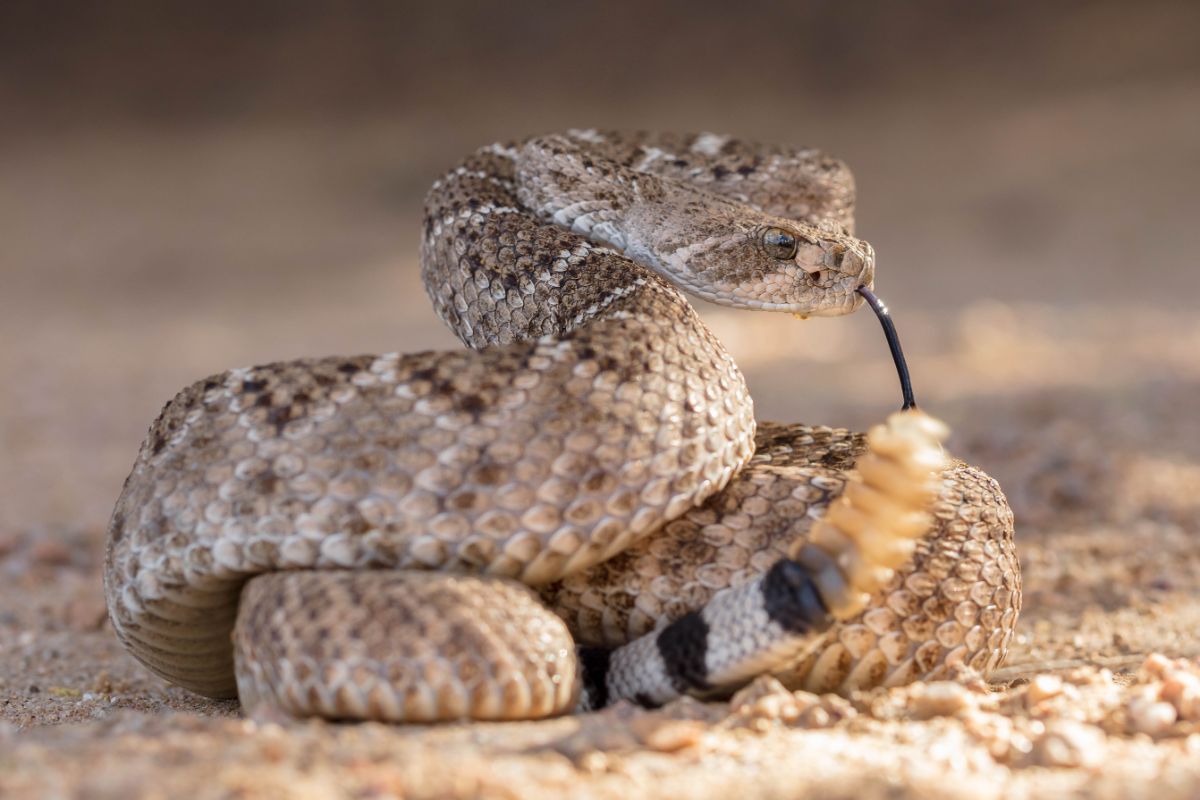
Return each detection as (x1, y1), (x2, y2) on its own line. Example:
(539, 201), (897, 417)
(458, 394), (486, 415)
(471, 464), (506, 486)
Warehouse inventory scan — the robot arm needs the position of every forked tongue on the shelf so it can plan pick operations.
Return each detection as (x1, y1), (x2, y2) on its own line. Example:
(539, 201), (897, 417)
(856, 286), (916, 411)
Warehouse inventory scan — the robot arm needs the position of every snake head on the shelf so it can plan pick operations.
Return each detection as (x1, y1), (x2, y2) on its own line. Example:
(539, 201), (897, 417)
(514, 134), (874, 317)
(625, 191), (875, 317)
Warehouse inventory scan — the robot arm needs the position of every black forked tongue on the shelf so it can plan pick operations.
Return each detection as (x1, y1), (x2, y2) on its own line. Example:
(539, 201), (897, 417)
(857, 286), (916, 411)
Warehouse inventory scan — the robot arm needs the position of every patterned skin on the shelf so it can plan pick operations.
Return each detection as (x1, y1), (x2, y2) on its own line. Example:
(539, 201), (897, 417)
(104, 131), (1018, 721)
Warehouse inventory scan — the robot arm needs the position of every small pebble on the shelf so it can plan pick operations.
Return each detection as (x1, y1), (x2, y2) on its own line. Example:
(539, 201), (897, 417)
(630, 718), (706, 752)
(911, 682), (974, 719)
(1026, 674), (1063, 706)
(1128, 696), (1178, 737)
(729, 676), (789, 709)
(1161, 672), (1200, 721)
(577, 751), (609, 774)
(1030, 719), (1105, 768)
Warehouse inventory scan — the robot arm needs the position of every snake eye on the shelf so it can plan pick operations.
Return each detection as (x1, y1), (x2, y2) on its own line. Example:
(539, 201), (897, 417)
(761, 227), (798, 260)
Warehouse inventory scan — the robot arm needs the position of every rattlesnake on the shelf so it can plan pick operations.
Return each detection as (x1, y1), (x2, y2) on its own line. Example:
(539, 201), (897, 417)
(104, 131), (1020, 722)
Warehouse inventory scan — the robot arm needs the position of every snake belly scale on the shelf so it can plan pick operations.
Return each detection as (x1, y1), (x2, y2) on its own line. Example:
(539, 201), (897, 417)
(103, 131), (1020, 722)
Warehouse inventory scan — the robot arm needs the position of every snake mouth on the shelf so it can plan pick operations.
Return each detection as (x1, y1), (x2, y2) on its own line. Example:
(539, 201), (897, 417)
(800, 284), (869, 317)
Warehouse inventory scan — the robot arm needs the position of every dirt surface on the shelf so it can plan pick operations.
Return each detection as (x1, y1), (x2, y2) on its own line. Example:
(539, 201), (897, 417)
(3, 2), (1200, 797)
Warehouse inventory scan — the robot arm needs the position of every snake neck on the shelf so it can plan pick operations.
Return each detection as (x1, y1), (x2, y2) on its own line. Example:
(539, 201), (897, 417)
(421, 143), (704, 352)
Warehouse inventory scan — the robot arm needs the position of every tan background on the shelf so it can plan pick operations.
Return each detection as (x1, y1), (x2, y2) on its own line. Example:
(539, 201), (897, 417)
(3, 0), (1198, 534)
(3, 2), (1200, 796)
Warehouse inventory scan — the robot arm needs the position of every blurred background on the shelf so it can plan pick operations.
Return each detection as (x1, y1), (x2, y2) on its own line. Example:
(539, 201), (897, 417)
(1, 1), (1198, 572)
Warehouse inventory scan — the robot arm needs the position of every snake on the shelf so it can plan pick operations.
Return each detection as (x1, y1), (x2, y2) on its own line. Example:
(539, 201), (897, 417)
(103, 130), (1020, 722)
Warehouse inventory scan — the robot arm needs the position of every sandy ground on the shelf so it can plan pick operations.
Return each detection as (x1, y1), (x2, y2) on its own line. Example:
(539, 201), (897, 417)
(3, 5), (1200, 794)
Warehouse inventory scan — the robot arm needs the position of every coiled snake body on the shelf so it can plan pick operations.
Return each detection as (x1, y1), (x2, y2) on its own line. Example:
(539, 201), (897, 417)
(104, 131), (1019, 722)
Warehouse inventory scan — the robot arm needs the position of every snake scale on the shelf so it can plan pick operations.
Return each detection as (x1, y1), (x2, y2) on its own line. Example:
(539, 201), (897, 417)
(104, 131), (1020, 722)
